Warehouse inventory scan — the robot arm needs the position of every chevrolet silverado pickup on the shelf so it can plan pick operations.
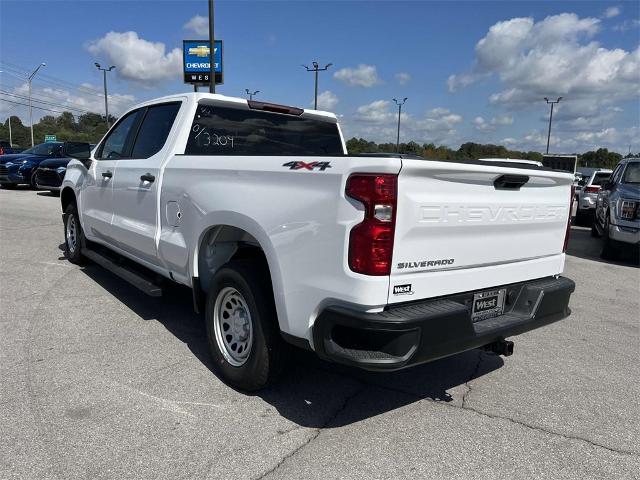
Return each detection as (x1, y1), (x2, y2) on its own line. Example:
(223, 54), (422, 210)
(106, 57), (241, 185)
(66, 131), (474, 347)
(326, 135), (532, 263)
(60, 93), (575, 390)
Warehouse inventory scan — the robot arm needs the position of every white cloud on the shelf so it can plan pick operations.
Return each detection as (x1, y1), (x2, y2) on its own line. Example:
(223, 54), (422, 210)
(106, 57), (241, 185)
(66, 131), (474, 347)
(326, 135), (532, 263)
(334, 64), (380, 87)
(314, 90), (338, 111)
(395, 72), (411, 85)
(86, 31), (182, 84)
(353, 100), (396, 123)
(603, 6), (621, 19)
(474, 115), (514, 132)
(184, 15), (209, 36)
(448, 12), (640, 139)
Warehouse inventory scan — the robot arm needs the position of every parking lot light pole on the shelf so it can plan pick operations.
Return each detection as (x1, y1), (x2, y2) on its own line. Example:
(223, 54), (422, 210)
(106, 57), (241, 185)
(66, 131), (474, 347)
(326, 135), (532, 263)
(393, 97), (407, 153)
(303, 62), (332, 109)
(208, 0), (216, 94)
(95, 63), (115, 128)
(245, 89), (259, 100)
(544, 96), (562, 154)
(28, 62), (46, 147)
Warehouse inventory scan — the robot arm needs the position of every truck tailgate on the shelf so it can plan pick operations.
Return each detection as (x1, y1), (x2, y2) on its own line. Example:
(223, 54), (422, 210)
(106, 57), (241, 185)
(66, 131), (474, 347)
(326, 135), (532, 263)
(389, 160), (573, 303)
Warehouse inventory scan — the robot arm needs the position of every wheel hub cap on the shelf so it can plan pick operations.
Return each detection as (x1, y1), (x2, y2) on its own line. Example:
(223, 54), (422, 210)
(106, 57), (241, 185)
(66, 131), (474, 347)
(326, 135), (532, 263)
(213, 287), (253, 366)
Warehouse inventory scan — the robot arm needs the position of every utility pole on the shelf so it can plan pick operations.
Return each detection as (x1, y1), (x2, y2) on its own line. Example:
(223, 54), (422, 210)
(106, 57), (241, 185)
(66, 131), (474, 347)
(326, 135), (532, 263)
(7, 115), (11, 146)
(393, 97), (407, 153)
(302, 62), (332, 109)
(208, 0), (216, 93)
(245, 89), (259, 100)
(544, 96), (562, 154)
(28, 62), (46, 147)
(95, 63), (115, 128)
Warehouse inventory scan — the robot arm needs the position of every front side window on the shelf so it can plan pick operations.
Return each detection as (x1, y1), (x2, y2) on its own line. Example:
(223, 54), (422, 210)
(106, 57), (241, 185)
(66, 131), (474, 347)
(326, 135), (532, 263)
(131, 103), (181, 159)
(622, 162), (640, 184)
(185, 103), (344, 156)
(97, 110), (140, 160)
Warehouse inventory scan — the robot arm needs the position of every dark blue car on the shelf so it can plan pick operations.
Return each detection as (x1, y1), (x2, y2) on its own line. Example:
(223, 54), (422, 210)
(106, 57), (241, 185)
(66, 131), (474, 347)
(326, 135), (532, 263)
(0, 142), (67, 189)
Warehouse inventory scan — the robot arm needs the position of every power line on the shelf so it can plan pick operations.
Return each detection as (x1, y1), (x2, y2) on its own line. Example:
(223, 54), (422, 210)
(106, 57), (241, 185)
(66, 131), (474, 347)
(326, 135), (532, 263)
(0, 90), (91, 113)
(0, 60), (132, 106)
(0, 97), (71, 115)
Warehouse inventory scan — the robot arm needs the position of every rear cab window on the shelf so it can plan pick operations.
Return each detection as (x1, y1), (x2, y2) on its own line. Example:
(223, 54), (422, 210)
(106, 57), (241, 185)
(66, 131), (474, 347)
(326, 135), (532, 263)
(591, 173), (611, 186)
(185, 102), (344, 156)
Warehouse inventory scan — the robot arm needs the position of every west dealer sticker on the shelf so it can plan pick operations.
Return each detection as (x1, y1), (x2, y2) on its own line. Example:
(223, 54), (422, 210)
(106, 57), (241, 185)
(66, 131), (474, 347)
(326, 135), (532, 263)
(393, 284), (414, 295)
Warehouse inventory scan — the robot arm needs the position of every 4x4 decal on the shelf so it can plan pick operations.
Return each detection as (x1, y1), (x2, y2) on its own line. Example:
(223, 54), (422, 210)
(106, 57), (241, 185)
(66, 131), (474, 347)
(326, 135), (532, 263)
(282, 161), (332, 171)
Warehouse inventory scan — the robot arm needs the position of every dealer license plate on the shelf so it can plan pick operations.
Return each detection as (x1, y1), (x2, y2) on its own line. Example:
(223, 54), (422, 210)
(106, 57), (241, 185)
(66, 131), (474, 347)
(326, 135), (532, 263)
(471, 288), (506, 322)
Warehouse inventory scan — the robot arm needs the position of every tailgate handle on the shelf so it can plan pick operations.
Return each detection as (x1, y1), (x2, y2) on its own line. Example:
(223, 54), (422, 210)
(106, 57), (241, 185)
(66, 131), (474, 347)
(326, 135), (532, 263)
(494, 174), (529, 190)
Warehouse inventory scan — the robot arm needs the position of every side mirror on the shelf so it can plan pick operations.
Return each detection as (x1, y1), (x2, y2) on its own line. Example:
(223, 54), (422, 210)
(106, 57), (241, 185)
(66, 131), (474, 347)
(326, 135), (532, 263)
(64, 142), (91, 160)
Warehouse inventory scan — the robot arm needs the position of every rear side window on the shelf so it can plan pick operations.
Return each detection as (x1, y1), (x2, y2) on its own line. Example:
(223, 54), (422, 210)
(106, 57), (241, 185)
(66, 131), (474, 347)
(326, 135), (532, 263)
(622, 162), (640, 184)
(185, 103), (343, 156)
(97, 110), (141, 160)
(591, 173), (611, 186)
(131, 102), (181, 159)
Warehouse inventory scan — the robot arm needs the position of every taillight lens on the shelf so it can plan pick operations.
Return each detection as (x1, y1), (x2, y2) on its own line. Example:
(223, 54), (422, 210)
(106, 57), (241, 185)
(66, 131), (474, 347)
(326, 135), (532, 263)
(584, 186), (600, 194)
(563, 185), (575, 253)
(0, 147), (4, 155)
(346, 174), (397, 275)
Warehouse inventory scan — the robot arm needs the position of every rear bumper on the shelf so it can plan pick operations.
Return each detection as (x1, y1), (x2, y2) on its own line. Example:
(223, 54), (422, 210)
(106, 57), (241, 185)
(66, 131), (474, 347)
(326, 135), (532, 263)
(313, 276), (575, 371)
(609, 223), (640, 245)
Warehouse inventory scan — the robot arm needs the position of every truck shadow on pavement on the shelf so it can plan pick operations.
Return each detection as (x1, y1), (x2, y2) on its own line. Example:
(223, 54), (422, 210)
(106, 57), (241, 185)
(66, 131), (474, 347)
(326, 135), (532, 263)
(77, 262), (504, 428)
(567, 225), (639, 267)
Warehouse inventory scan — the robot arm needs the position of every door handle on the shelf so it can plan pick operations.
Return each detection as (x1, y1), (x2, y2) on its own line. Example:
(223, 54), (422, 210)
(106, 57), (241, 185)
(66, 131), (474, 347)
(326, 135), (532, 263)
(102, 170), (113, 179)
(140, 173), (155, 183)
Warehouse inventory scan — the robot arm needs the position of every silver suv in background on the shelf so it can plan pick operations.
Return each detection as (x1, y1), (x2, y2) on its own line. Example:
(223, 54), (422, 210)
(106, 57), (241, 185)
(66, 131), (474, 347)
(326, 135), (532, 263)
(575, 169), (612, 224)
(592, 158), (640, 260)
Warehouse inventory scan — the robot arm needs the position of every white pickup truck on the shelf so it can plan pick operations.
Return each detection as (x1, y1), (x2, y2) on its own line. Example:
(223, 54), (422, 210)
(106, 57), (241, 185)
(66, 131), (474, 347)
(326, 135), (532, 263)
(60, 93), (575, 390)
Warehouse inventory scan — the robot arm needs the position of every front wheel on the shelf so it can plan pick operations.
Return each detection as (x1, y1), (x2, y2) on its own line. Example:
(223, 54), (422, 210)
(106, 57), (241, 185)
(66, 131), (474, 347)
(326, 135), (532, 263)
(205, 261), (285, 391)
(600, 214), (619, 260)
(63, 203), (86, 265)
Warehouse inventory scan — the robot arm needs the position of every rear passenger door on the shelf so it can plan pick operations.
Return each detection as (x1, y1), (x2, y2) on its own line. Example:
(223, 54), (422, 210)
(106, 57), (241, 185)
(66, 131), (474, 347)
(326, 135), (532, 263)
(110, 101), (182, 266)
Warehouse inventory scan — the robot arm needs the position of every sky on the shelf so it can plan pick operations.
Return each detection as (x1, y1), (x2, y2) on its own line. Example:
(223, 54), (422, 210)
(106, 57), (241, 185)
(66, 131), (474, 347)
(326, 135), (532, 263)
(0, 0), (638, 154)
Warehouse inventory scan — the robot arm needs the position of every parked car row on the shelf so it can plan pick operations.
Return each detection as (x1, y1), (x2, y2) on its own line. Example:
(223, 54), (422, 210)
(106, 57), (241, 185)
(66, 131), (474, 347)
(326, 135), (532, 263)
(0, 141), (95, 192)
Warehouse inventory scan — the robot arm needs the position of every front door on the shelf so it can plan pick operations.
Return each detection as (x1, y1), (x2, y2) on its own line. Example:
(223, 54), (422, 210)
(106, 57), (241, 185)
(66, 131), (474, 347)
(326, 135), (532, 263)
(80, 109), (142, 244)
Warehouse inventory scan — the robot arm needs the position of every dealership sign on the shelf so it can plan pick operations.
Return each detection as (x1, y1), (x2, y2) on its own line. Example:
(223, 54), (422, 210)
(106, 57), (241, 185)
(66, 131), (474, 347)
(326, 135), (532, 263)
(183, 40), (223, 85)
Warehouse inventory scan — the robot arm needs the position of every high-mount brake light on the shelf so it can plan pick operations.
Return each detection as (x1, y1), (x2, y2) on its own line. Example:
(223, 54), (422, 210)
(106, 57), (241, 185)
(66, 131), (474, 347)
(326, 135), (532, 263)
(247, 100), (303, 116)
(346, 174), (398, 275)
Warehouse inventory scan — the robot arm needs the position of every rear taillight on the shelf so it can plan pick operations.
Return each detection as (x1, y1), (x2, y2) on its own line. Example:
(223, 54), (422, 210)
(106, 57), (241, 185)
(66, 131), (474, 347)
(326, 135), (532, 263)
(346, 174), (397, 275)
(584, 186), (600, 194)
(563, 185), (575, 253)
(0, 147), (4, 155)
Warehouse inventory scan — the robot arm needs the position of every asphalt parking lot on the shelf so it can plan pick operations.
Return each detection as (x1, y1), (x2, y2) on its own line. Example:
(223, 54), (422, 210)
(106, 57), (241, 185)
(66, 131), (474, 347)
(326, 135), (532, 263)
(1, 188), (639, 480)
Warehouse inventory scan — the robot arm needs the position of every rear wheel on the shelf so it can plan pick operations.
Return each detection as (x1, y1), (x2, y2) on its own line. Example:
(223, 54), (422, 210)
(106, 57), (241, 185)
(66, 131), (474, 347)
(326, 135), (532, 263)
(29, 172), (38, 190)
(63, 203), (86, 265)
(205, 260), (285, 391)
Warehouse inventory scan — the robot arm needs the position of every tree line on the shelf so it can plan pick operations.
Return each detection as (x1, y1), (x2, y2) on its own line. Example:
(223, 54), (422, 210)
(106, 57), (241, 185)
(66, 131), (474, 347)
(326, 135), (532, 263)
(0, 112), (634, 169)
(346, 138), (636, 170)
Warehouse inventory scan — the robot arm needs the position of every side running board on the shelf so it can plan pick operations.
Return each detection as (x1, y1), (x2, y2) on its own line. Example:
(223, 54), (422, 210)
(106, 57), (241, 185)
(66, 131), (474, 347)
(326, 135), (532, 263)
(81, 247), (163, 297)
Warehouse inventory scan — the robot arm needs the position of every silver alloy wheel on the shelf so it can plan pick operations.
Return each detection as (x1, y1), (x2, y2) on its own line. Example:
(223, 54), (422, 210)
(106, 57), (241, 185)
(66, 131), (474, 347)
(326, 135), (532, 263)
(213, 287), (253, 366)
(66, 215), (77, 253)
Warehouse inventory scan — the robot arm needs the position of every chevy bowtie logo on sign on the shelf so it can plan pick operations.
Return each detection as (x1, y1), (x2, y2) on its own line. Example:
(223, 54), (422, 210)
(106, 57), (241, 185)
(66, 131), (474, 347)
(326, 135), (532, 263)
(183, 40), (223, 85)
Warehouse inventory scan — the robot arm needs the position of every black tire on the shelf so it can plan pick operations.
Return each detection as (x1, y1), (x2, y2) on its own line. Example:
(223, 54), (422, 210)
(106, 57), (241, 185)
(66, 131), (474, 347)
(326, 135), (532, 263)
(29, 172), (38, 190)
(600, 214), (618, 260)
(590, 222), (600, 238)
(1, 183), (16, 189)
(63, 203), (86, 265)
(205, 260), (285, 391)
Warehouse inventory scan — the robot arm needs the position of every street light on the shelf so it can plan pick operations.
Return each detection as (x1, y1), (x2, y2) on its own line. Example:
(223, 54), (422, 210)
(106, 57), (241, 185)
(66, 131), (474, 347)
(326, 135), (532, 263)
(544, 96), (562, 154)
(28, 62), (46, 147)
(245, 89), (260, 100)
(302, 61), (332, 109)
(95, 63), (116, 128)
(393, 97), (407, 153)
